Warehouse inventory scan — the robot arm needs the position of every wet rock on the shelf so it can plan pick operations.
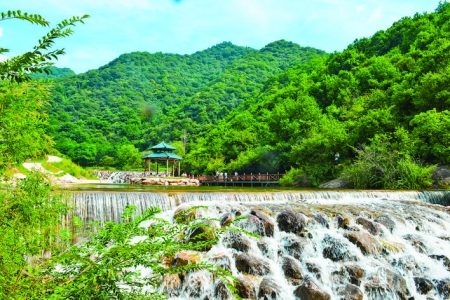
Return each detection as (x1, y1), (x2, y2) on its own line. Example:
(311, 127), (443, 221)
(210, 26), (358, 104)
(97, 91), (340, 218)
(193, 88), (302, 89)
(322, 234), (356, 262)
(276, 209), (306, 234)
(344, 231), (382, 255)
(282, 235), (311, 260)
(187, 220), (217, 250)
(403, 234), (428, 253)
(306, 262), (322, 280)
(174, 204), (196, 224)
(220, 212), (232, 228)
(236, 275), (258, 300)
(356, 217), (381, 235)
(173, 250), (201, 267)
(182, 270), (213, 298)
(281, 256), (303, 285)
(365, 268), (408, 300)
(222, 231), (252, 252)
(257, 239), (272, 258)
(413, 277), (434, 294)
(313, 214), (329, 228)
(210, 254), (232, 272)
(250, 210), (275, 237)
(391, 255), (419, 272)
(293, 276), (331, 300)
(257, 277), (282, 300)
(338, 283), (364, 300)
(318, 178), (350, 188)
(343, 263), (365, 286)
(434, 278), (450, 299)
(235, 253), (270, 276)
(429, 254), (450, 271)
(375, 215), (396, 233)
(432, 166), (450, 188)
(161, 273), (182, 297)
(337, 215), (350, 229)
(214, 281), (231, 300)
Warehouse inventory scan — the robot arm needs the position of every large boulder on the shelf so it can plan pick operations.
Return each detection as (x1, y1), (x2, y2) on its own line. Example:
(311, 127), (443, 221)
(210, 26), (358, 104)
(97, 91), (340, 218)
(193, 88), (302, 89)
(235, 275), (258, 300)
(356, 217), (381, 235)
(282, 236), (311, 260)
(214, 281), (232, 300)
(280, 256), (303, 285)
(249, 210), (275, 237)
(344, 231), (382, 255)
(318, 179), (350, 188)
(322, 234), (357, 262)
(432, 166), (450, 188)
(187, 220), (217, 250)
(173, 250), (201, 267)
(293, 277), (331, 300)
(413, 277), (434, 294)
(209, 254), (232, 272)
(235, 253), (271, 276)
(342, 263), (365, 286)
(365, 268), (408, 300)
(222, 231), (252, 252)
(313, 214), (329, 228)
(337, 214), (351, 229)
(374, 215), (396, 233)
(276, 209), (306, 235)
(257, 277), (283, 300)
(174, 204), (196, 224)
(337, 283), (364, 300)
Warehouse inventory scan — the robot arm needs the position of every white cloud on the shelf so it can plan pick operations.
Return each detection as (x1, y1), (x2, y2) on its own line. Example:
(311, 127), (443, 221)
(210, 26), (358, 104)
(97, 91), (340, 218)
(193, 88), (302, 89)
(357, 5), (365, 14)
(369, 6), (383, 22)
(0, 54), (8, 62)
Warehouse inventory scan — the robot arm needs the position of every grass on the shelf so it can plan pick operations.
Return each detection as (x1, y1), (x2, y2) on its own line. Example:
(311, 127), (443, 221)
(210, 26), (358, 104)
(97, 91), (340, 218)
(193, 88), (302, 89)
(6, 156), (97, 180)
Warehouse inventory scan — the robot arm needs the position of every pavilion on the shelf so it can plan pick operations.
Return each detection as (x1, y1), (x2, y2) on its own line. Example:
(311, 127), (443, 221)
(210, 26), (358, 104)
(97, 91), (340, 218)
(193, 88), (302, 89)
(142, 142), (183, 176)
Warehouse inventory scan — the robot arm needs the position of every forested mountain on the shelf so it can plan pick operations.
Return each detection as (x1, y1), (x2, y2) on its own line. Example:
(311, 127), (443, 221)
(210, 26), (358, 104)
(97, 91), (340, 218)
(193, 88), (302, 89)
(46, 41), (325, 167)
(187, 2), (450, 188)
(45, 2), (450, 189)
(31, 66), (76, 79)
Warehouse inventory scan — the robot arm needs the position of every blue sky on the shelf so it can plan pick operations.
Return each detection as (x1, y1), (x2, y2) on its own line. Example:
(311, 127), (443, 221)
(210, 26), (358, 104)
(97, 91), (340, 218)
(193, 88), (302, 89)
(0, 0), (442, 74)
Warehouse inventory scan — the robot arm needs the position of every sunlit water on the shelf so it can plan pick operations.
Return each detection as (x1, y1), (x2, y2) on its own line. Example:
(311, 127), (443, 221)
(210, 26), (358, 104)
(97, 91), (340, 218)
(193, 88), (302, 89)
(68, 185), (450, 299)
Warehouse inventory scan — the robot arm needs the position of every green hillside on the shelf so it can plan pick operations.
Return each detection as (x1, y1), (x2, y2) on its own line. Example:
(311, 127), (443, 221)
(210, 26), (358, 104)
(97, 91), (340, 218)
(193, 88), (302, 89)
(187, 2), (450, 188)
(30, 66), (76, 79)
(46, 41), (325, 167)
(44, 2), (450, 189)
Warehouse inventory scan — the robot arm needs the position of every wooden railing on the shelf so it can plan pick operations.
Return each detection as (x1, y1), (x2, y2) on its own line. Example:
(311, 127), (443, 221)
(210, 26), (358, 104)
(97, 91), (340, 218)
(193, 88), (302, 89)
(196, 173), (284, 182)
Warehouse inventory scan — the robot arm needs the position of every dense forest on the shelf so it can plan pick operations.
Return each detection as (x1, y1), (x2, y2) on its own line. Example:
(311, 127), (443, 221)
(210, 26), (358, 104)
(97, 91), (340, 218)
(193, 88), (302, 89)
(44, 2), (450, 188)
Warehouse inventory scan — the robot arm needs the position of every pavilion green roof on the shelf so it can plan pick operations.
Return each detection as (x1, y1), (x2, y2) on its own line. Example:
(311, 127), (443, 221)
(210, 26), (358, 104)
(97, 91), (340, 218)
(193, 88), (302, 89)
(143, 152), (183, 160)
(149, 142), (177, 151)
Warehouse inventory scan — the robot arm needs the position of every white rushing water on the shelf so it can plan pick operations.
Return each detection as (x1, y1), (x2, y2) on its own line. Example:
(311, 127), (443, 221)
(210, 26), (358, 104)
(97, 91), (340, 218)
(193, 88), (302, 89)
(70, 190), (450, 299)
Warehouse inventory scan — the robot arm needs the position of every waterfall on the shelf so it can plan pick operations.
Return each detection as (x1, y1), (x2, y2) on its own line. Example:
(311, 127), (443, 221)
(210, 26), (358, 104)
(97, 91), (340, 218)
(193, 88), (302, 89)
(69, 189), (450, 299)
(93, 170), (145, 183)
(71, 190), (450, 225)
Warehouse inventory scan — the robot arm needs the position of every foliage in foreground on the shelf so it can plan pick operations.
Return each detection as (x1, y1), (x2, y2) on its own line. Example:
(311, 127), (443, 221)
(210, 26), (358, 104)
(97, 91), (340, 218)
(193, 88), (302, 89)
(0, 173), (240, 299)
(0, 172), (71, 299)
(341, 135), (436, 189)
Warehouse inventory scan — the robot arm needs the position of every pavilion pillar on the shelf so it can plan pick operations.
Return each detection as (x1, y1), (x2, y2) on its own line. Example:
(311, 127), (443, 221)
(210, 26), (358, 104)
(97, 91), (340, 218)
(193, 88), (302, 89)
(156, 161), (159, 175)
(172, 160), (175, 177)
(148, 159), (151, 174)
(166, 159), (169, 176)
(178, 161), (180, 177)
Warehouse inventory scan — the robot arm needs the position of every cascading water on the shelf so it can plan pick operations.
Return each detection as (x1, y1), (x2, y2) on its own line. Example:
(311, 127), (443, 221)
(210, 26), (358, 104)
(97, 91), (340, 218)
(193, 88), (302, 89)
(93, 170), (144, 183)
(70, 190), (450, 299)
